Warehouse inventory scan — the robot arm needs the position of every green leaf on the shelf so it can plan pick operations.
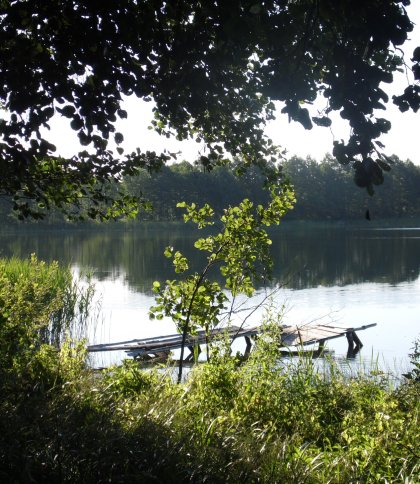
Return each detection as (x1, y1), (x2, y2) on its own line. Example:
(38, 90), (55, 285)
(164, 247), (173, 258)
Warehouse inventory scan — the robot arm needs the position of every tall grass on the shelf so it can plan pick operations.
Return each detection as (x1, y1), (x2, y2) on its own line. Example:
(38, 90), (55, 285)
(0, 254), (96, 380)
(0, 262), (418, 482)
(0, 254), (94, 344)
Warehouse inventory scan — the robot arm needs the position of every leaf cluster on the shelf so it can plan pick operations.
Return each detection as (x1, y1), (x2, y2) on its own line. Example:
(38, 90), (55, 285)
(1, 1), (419, 217)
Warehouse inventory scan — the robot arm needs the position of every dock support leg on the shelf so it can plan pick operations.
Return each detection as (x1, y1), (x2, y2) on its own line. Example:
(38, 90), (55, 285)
(244, 336), (253, 356)
(346, 331), (362, 358)
(185, 345), (201, 362)
(352, 331), (363, 349)
(346, 331), (354, 358)
(317, 339), (326, 356)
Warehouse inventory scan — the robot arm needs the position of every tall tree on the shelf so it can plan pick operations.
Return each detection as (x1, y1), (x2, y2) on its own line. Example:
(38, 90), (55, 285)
(1, 1), (418, 218)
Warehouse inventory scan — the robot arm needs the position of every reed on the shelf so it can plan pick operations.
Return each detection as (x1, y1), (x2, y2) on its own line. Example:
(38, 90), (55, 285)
(0, 254), (95, 368)
(0, 265), (418, 482)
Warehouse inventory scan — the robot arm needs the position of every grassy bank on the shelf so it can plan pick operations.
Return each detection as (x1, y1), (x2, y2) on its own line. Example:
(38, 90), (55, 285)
(0, 257), (419, 483)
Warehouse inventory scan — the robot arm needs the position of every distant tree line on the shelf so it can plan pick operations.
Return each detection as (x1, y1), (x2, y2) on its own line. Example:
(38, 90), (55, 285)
(283, 155), (420, 220)
(1, 155), (420, 224)
(123, 155), (420, 221)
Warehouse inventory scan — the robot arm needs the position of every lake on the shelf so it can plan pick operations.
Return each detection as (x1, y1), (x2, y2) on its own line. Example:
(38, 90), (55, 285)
(1, 221), (419, 374)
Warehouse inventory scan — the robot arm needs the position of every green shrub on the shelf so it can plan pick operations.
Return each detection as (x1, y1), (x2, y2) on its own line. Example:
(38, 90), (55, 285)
(0, 255), (94, 374)
(0, 255), (418, 482)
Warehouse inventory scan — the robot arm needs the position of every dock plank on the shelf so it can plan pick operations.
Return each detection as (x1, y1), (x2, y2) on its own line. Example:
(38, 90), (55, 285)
(87, 322), (377, 359)
(281, 323), (376, 347)
(87, 325), (259, 354)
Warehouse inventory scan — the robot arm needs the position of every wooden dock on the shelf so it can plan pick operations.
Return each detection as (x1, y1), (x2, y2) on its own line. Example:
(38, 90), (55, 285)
(87, 322), (376, 361)
(280, 323), (377, 358)
(87, 325), (259, 362)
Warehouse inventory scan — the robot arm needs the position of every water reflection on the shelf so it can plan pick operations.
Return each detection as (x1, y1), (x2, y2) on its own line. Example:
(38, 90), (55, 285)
(2, 223), (417, 368)
(270, 225), (420, 288)
(1, 224), (419, 293)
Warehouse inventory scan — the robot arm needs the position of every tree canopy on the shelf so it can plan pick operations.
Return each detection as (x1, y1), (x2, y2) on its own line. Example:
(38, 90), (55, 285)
(1, 0), (419, 218)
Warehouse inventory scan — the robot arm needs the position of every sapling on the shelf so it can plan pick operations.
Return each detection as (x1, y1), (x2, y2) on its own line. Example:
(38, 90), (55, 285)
(149, 179), (295, 382)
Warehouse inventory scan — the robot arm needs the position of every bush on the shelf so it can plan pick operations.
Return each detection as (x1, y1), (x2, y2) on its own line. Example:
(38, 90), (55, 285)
(0, 256), (418, 482)
(0, 255), (94, 373)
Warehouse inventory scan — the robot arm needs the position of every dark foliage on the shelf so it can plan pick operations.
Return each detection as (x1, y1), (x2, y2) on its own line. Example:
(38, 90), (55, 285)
(1, 1), (419, 218)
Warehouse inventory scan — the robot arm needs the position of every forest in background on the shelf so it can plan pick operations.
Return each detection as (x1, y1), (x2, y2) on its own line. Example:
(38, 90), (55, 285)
(127, 155), (420, 221)
(1, 155), (420, 224)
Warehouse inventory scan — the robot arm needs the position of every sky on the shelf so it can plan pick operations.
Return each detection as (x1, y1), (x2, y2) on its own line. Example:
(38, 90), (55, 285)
(46, 2), (420, 165)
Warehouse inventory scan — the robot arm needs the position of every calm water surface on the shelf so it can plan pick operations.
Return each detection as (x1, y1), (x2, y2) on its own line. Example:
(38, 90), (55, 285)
(1, 222), (419, 373)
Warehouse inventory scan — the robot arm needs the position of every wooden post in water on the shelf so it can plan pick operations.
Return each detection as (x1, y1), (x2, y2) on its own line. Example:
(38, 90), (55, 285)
(317, 339), (326, 356)
(244, 335), (253, 356)
(346, 330), (363, 358)
(352, 331), (363, 349)
(185, 344), (201, 362)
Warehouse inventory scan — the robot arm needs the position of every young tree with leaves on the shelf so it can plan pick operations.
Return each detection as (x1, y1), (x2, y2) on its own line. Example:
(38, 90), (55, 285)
(150, 176), (295, 382)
